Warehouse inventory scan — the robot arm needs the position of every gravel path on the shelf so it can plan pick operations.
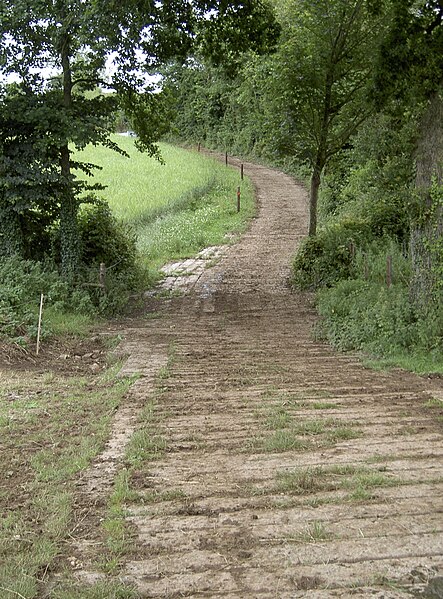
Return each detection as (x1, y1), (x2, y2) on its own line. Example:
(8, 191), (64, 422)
(78, 155), (443, 597)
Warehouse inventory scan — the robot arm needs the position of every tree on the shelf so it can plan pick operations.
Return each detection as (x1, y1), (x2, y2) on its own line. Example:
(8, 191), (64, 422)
(371, 0), (443, 307)
(270, 0), (384, 236)
(0, 0), (278, 279)
(0, 85), (63, 259)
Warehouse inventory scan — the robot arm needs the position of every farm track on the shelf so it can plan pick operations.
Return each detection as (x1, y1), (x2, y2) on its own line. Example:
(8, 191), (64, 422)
(80, 155), (443, 597)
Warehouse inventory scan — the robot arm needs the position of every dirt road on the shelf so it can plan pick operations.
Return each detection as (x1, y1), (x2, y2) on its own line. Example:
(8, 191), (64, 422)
(80, 156), (443, 597)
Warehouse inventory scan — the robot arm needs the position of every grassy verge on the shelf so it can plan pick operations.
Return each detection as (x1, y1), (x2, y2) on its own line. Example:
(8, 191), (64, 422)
(0, 367), (135, 598)
(292, 231), (443, 376)
(316, 276), (443, 376)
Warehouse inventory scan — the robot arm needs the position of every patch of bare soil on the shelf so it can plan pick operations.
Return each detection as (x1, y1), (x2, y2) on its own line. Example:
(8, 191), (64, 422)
(69, 154), (443, 597)
(0, 334), (110, 376)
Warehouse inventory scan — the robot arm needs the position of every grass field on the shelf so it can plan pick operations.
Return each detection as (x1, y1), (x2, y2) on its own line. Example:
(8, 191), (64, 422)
(76, 138), (255, 268)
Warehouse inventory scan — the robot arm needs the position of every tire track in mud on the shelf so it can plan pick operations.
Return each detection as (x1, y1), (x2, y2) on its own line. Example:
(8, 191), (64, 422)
(77, 156), (443, 597)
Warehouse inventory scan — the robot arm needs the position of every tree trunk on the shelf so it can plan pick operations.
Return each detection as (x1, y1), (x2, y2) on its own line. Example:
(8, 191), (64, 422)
(410, 93), (443, 310)
(308, 64), (332, 237)
(309, 167), (322, 236)
(59, 30), (80, 282)
(0, 204), (23, 258)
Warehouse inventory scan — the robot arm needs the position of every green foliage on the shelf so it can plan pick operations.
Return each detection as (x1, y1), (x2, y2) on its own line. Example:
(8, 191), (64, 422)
(317, 277), (443, 358)
(163, 50), (281, 161)
(319, 111), (416, 238)
(0, 258), (92, 340)
(76, 199), (148, 315)
(409, 178), (443, 307)
(291, 218), (372, 290)
(0, 87), (64, 260)
(272, 0), (380, 163)
(425, 180), (443, 296)
(196, 1), (280, 70)
(372, 0), (443, 106)
(78, 200), (137, 274)
(314, 237), (442, 365)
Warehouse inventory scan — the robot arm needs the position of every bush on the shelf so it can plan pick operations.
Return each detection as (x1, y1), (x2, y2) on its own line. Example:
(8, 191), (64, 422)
(78, 200), (138, 275)
(0, 258), (93, 339)
(291, 218), (372, 290)
(77, 200), (148, 315)
(317, 279), (417, 354)
(317, 276), (443, 357)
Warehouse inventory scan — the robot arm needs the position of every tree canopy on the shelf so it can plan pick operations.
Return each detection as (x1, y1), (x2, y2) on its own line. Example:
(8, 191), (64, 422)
(269, 0), (385, 235)
(0, 0), (279, 277)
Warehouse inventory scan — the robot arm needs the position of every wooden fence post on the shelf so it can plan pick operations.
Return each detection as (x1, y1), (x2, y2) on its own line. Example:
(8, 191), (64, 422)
(36, 293), (44, 356)
(237, 187), (241, 213)
(99, 263), (107, 291)
(386, 255), (392, 288)
(241, 163), (244, 180)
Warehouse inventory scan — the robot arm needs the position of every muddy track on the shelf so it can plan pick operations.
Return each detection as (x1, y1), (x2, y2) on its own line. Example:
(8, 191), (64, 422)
(79, 156), (443, 597)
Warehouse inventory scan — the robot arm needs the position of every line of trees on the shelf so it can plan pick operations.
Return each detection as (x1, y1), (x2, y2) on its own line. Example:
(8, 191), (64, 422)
(163, 0), (443, 310)
(0, 0), (278, 281)
(1, 0), (441, 316)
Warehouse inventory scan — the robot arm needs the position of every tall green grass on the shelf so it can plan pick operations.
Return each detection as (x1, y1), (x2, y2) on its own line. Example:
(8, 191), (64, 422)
(77, 138), (218, 223)
(137, 175), (254, 265)
(75, 138), (254, 266)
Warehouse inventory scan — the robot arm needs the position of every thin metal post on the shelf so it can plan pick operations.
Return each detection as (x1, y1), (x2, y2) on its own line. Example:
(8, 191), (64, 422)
(237, 187), (241, 212)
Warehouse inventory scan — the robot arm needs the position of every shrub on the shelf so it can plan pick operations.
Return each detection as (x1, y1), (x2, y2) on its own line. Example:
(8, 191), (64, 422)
(78, 199), (138, 275)
(0, 258), (92, 339)
(317, 276), (443, 357)
(291, 218), (372, 290)
(317, 279), (417, 354)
